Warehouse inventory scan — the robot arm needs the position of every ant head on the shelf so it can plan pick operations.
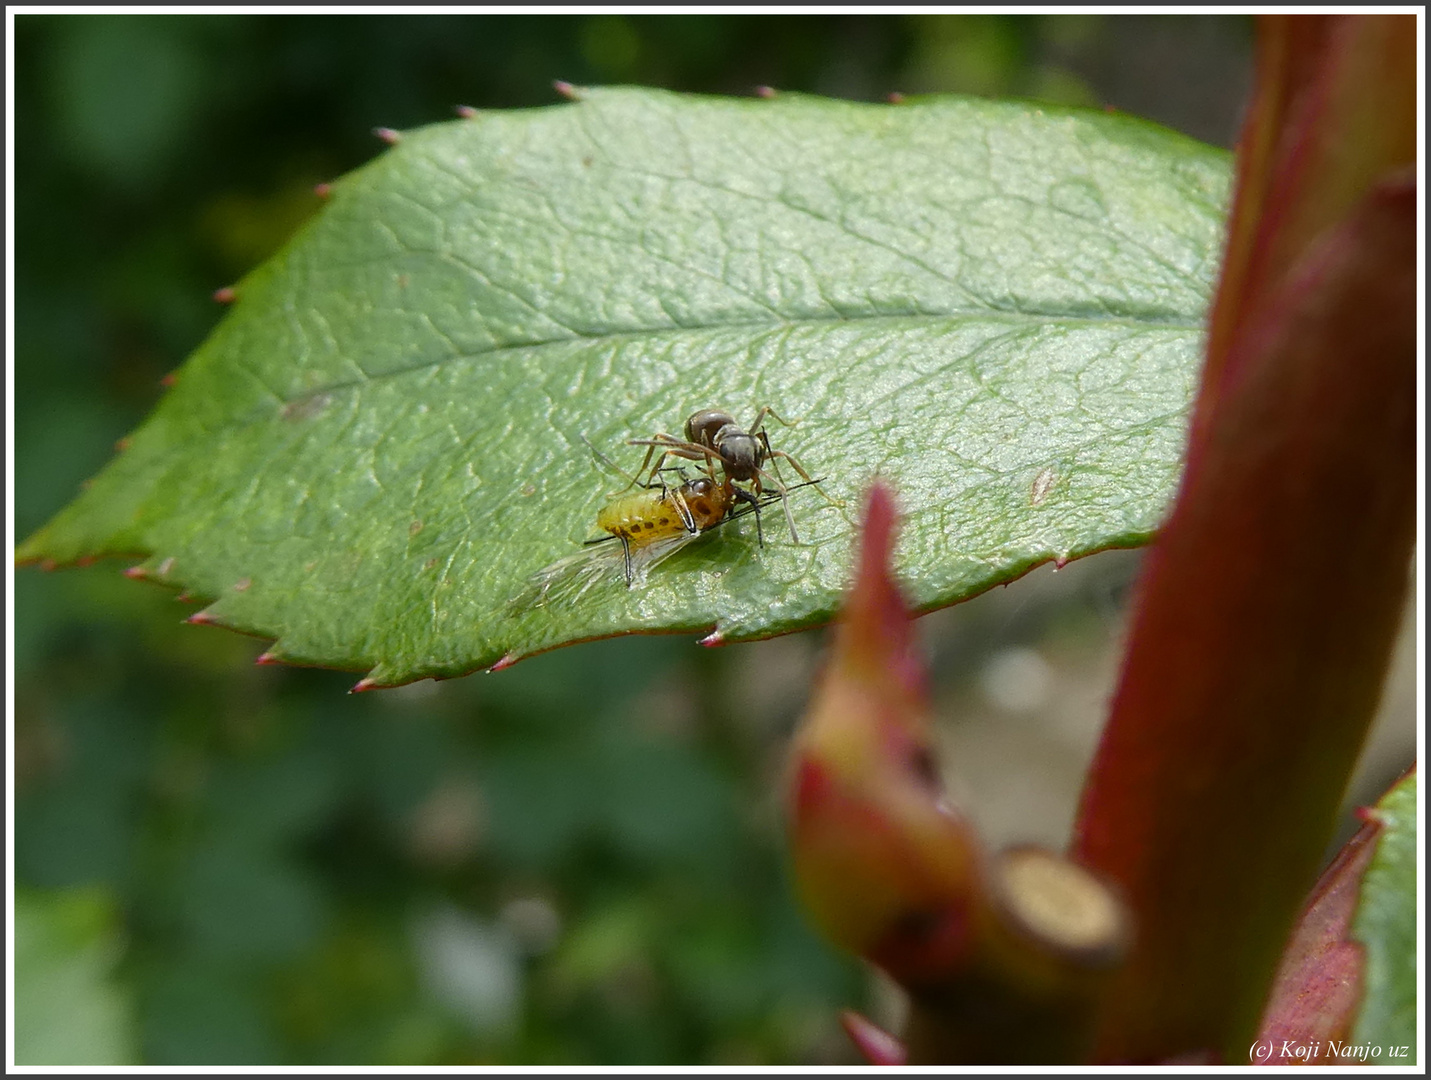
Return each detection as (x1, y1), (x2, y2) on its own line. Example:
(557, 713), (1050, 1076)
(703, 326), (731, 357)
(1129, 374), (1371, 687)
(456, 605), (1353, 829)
(685, 409), (735, 447)
(716, 431), (764, 480)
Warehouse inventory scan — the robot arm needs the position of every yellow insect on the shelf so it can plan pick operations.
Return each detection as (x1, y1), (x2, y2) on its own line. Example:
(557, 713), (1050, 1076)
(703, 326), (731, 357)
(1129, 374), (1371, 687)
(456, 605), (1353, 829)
(510, 474), (733, 611)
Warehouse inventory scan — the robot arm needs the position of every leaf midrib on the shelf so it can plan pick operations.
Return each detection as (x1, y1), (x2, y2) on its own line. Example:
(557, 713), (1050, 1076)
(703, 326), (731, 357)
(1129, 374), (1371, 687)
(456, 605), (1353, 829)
(196, 306), (1205, 439)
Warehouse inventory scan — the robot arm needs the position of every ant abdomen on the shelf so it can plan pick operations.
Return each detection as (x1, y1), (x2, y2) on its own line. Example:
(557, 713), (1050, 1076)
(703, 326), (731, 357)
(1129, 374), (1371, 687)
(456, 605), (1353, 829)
(684, 409), (736, 447)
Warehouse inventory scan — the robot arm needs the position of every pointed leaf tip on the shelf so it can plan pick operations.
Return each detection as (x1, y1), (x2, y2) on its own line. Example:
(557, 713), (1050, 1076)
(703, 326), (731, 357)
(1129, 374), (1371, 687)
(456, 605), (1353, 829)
(185, 610), (217, 625)
(349, 677), (379, 693)
(698, 630), (724, 647)
(487, 652), (520, 673)
(839, 1010), (908, 1066)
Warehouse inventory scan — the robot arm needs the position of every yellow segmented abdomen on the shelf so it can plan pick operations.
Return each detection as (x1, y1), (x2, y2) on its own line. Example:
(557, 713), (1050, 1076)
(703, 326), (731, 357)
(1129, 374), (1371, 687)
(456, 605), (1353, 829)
(596, 490), (692, 548)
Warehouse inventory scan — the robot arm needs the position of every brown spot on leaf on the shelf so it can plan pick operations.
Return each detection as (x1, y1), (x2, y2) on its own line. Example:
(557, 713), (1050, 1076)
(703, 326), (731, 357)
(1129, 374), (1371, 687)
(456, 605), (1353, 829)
(1031, 466), (1058, 506)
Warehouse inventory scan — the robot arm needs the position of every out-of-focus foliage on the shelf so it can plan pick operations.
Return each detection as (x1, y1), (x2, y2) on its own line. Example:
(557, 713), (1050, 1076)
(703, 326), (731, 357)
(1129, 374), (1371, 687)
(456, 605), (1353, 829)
(14, 887), (139, 1065)
(13, 13), (1254, 1065)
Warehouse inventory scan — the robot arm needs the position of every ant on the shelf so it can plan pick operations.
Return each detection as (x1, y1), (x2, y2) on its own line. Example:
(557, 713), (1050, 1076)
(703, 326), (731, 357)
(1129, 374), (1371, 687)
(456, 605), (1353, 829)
(625, 407), (834, 544)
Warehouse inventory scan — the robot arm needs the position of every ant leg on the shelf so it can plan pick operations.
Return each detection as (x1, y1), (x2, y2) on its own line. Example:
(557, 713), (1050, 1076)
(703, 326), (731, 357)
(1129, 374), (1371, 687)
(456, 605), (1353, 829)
(748, 465), (799, 544)
(747, 405), (798, 434)
(627, 437), (725, 482)
(731, 485), (765, 548)
(768, 447), (845, 509)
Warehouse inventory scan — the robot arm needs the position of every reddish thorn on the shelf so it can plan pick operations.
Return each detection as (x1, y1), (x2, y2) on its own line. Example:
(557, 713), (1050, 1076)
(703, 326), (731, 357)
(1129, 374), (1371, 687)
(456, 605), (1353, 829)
(754, 85), (776, 99)
(487, 652), (520, 673)
(313, 182), (332, 199)
(233, 577), (252, 592)
(373, 126), (401, 145)
(124, 565), (147, 579)
(1053, 554), (1069, 571)
(159, 371), (178, 388)
(698, 630), (724, 648)
(839, 1010), (907, 1066)
(175, 591), (193, 603)
(186, 610), (217, 625)
(255, 652), (281, 666)
(553, 80), (579, 100)
(1104, 103), (1119, 114)
(39, 559), (57, 572)
(115, 436), (132, 452)
(1355, 805), (1386, 826)
(887, 91), (906, 104)
(75, 554), (95, 567)
(350, 677), (379, 694)
(212, 286), (236, 304)
(455, 104), (478, 119)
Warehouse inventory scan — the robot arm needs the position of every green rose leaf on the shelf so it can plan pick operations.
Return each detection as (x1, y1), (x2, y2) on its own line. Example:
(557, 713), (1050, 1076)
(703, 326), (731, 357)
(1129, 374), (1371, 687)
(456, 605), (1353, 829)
(1349, 770), (1417, 1063)
(17, 86), (1230, 686)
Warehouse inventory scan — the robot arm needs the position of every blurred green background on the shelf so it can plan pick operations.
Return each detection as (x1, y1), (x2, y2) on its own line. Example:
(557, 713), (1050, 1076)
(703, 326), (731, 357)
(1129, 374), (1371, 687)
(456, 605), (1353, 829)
(29, 12), (1406, 1067)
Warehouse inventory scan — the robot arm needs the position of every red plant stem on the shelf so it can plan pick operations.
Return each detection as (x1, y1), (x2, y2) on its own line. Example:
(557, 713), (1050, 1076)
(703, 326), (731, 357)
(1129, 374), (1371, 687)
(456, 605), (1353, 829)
(1199, 15), (1414, 438)
(1071, 178), (1415, 1062)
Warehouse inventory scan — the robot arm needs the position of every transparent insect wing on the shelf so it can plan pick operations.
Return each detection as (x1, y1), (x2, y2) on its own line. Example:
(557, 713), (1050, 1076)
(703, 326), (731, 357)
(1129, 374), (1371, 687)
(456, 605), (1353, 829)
(508, 529), (705, 613)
